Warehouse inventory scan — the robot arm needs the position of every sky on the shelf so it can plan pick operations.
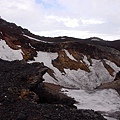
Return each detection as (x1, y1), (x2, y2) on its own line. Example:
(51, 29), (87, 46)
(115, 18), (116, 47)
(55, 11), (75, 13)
(0, 0), (120, 40)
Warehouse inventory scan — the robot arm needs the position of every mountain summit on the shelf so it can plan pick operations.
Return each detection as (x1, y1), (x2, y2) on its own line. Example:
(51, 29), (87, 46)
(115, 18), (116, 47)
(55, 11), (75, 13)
(0, 18), (120, 120)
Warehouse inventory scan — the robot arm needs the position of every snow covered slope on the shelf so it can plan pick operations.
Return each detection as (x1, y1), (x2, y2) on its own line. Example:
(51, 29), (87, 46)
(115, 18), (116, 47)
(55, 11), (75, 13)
(30, 51), (120, 90)
(62, 88), (120, 112)
(62, 88), (120, 120)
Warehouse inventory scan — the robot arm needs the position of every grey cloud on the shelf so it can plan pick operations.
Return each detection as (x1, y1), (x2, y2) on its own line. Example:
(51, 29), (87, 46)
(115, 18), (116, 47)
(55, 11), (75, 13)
(0, 0), (120, 40)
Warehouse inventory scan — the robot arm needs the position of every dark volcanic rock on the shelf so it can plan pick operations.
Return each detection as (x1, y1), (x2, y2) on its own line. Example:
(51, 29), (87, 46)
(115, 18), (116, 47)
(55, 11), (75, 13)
(0, 59), (106, 120)
(0, 59), (47, 103)
(0, 100), (106, 120)
(115, 71), (120, 80)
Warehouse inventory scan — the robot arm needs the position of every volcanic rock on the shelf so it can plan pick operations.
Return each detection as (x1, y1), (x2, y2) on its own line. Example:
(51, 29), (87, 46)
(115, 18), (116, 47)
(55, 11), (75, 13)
(0, 59), (106, 120)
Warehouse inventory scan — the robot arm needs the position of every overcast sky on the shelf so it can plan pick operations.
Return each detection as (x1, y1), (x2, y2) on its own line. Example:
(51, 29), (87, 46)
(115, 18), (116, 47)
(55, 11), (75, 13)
(0, 0), (120, 40)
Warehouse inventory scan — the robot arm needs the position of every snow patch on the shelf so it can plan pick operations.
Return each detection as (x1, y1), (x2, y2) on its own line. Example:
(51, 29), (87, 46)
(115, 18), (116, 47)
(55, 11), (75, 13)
(33, 51), (58, 68)
(91, 38), (100, 41)
(43, 73), (57, 84)
(104, 116), (117, 120)
(0, 40), (23, 61)
(61, 59), (115, 90)
(104, 59), (120, 75)
(61, 37), (66, 39)
(23, 34), (53, 43)
(64, 49), (77, 61)
(83, 55), (90, 66)
(0, 31), (3, 35)
(62, 88), (120, 112)
(28, 43), (35, 49)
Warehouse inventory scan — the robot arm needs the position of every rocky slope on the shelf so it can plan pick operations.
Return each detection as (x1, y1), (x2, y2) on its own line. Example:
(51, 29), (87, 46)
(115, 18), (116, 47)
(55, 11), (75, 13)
(0, 18), (120, 119)
(0, 59), (105, 120)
